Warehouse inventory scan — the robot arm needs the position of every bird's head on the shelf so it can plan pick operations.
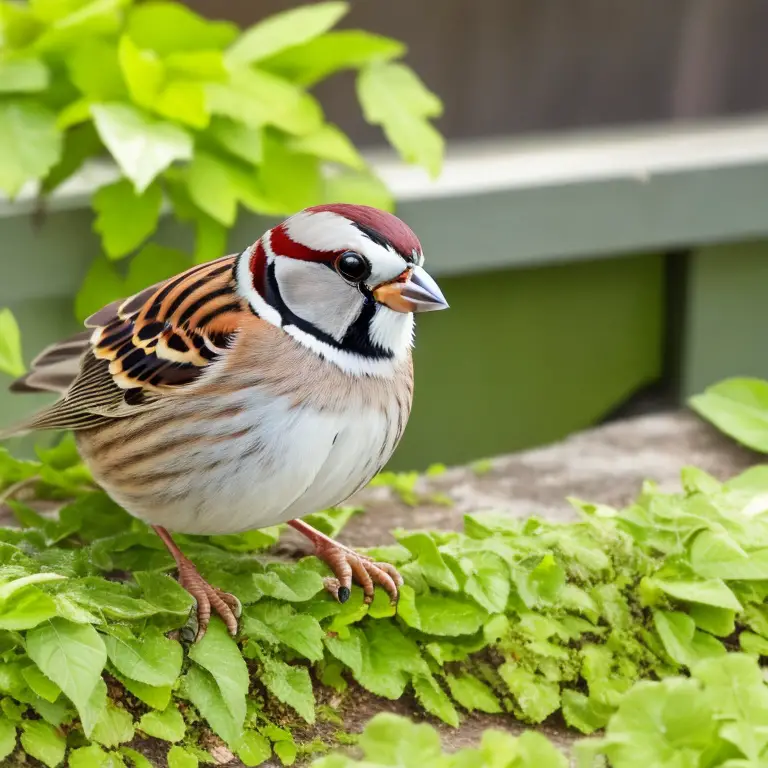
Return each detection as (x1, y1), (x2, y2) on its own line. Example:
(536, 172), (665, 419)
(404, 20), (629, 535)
(235, 203), (448, 376)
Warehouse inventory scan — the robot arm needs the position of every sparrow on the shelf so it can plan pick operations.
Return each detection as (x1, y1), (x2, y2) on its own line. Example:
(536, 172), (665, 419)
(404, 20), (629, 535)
(2, 204), (448, 639)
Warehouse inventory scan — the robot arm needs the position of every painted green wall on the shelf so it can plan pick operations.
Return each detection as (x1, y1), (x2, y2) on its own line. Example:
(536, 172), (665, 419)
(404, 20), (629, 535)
(392, 254), (664, 468)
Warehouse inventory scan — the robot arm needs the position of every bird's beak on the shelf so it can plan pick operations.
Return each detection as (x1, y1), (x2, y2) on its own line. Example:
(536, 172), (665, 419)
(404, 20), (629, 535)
(372, 265), (449, 313)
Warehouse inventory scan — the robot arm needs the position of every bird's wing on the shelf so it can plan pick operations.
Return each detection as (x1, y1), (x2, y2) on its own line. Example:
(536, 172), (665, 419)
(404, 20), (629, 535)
(6, 255), (245, 434)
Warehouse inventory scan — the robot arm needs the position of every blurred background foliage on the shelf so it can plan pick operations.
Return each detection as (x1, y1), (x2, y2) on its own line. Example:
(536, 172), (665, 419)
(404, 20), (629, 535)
(0, 0), (443, 329)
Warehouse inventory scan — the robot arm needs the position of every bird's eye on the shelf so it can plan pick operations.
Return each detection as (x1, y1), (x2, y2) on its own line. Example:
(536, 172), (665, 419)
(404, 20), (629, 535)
(335, 251), (371, 283)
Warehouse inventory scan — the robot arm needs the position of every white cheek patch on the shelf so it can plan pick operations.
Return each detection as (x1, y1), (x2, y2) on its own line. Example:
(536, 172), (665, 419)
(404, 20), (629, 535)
(369, 308), (414, 358)
(274, 257), (364, 342)
(235, 245), (282, 328)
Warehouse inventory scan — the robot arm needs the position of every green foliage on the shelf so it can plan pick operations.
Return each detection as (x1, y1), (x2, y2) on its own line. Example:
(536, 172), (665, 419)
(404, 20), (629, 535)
(0, 0), (444, 331)
(4, 435), (768, 762)
(0, 307), (25, 378)
(691, 377), (768, 452)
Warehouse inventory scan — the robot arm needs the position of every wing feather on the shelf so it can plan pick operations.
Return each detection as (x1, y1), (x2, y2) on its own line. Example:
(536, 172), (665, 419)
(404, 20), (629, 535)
(4, 255), (244, 436)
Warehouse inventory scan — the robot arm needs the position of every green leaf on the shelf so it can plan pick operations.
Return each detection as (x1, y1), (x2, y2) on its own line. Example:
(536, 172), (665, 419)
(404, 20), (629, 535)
(0, 100), (62, 197)
(288, 123), (365, 169)
(207, 68), (322, 136)
(26, 618), (107, 727)
(189, 618), (248, 729)
(70, 744), (126, 768)
(227, 2), (348, 66)
(209, 526), (281, 552)
(691, 378), (768, 452)
(75, 256), (124, 323)
(357, 62), (443, 177)
(690, 530), (768, 580)
(182, 664), (240, 746)
(92, 702), (135, 747)
(259, 130), (321, 212)
(167, 745), (199, 768)
(91, 103), (192, 193)
(498, 663), (560, 723)
(184, 150), (239, 226)
(207, 119), (263, 165)
(118, 35), (164, 109)
(357, 713), (444, 767)
(653, 609), (726, 668)
(409, 593), (488, 636)
(262, 30), (405, 87)
(22, 663), (62, 702)
(120, 747), (154, 768)
(244, 601), (324, 661)
(126, 3), (238, 55)
(0, 584), (57, 630)
(67, 38), (126, 100)
(20, 720), (66, 768)
(650, 577), (742, 611)
(261, 656), (316, 724)
(323, 170), (394, 212)
(103, 625), (182, 687)
(92, 178), (164, 259)
(689, 604), (736, 637)
(237, 730), (272, 767)
(0, 716), (16, 761)
(252, 563), (324, 602)
(0, 57), (48, 93)
(411, 674), (459, 727)
(395, 532), (459, 591)
(138, 704), (185, 743)
(125, 244), (191, 295)
(446, 674), (502, 714)
(0, 309), (24, 379)
(460, 551), (510, 614)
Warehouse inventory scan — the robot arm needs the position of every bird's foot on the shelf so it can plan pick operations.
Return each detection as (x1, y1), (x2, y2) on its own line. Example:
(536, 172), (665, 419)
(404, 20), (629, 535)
(177, 558), (242, 642)
(288, 520), (403, 605)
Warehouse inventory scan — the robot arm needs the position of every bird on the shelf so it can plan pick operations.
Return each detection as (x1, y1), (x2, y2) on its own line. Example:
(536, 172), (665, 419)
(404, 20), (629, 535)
(2, 203), (448, 640)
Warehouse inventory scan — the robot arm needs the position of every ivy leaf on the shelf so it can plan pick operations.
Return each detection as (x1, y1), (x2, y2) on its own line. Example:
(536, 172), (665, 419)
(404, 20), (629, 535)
(262, 656), (316, 724)
(167, 745), (199, 768)
(93, 179), (163, 259)
(26, 618), (107, 726)
(138, 704), (185, 743)
(103, 625), (182, 687)
(446, 674), (502, 714)
(20, 720), (66, 768)
(262, 30), (405, 87)
(118, 35), (165, 110)
(0, 309), (24, 379)
(182, 664), (240, 747)
(227, 2), (348, 66)
(126, 2), (238, 55)
(691, 378), (768, 453)
(0, 716), (16, 762)
(0, 100), (62, 197)
(189, 618), (248, 729)
(91, 103), (192, 193)
(67, 38), (126, 100)
(0, 58), (48, 93)
(357, 62), (443, 177)
(252, 563), (324, 602)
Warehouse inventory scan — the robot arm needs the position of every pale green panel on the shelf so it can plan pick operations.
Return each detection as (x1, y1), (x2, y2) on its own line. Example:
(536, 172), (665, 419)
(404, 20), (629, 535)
(391, 254), (665, 469)
(682, 242), (768, 398)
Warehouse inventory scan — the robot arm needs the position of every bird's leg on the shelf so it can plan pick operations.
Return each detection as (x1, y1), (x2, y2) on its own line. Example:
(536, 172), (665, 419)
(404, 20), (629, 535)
(152, 526), (241, 641)
(287, 519), (403, 605)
